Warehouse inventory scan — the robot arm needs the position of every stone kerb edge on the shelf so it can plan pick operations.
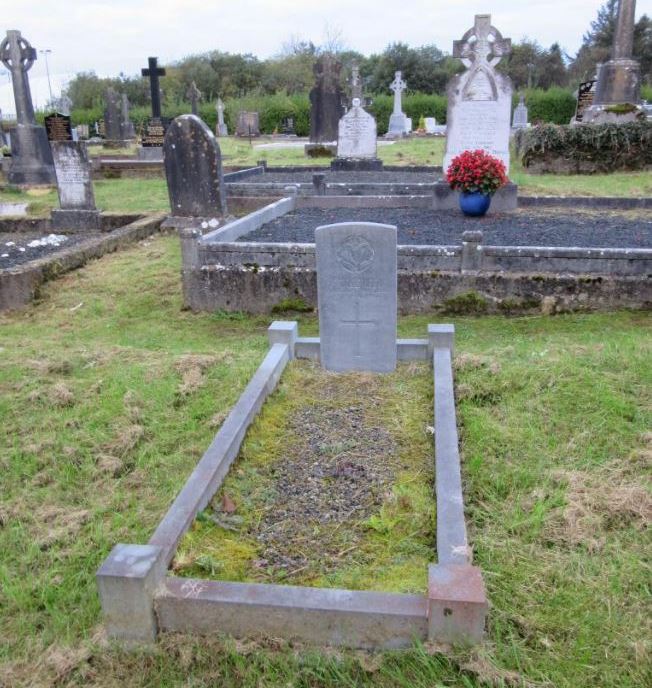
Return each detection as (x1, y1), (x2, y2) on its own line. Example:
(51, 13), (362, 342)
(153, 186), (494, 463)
(97, 321), (486, 647)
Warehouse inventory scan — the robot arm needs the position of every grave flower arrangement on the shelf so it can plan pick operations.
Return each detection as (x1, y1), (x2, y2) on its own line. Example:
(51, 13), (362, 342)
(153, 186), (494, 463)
(446, 149), (508, 216)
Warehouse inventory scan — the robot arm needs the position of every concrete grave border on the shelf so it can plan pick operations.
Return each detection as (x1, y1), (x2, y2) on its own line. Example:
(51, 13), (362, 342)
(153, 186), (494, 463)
(97, 322), (487, 649)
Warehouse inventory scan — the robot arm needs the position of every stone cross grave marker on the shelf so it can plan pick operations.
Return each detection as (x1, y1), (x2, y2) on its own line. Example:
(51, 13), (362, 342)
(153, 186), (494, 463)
(50, 141), (101, 230)
(336, 98), (377, 159)
(142, 56), (165, 119)
(104, 87), (122, 141)
(0, 30), (55, 184)
(350, 61), (363, 102)
(216, 98), (228, 136)
(186, 81), (202, 116)
(443, 14), (512, 174)
(139, 57), (167, 159)
(163, 114), (227, 219)
(316, 222), (397, 373)
(386, 71), (408, 138)
(512, 93), (528, 128)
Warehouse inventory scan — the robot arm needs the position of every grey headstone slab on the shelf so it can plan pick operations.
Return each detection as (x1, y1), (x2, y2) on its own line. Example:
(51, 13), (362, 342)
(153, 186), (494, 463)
(163, 114), (227, 218)
(337, 101), (377, 159)
(51, 141), (96, 210)
(316, 222), (397, 373)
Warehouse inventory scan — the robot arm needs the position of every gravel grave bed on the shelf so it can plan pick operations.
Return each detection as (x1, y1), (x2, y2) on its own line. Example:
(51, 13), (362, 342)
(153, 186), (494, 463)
(235, 170), (440, 184)
(0, 232), (103, 269)
(237, 207), (652, 248)
(174, 361), (435, 591)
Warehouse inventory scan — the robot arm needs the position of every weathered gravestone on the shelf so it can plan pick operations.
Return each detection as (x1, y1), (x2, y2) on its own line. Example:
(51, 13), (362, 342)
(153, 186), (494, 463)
(307, 54), (343, 154)
(215, 98), (228, 136)
(139, 56), (167, 160)
(50, 141), (101, 230)
(186, 81), (202, 116)
(44, 112), (73, 141)
(573, 79), (597, 122)
(120, 93), (136, 140)
(333, 97), (381, 171)
(443, 15), (513, 174)
(512, 93), (529, 128)
(235, 111), (260, 137)
(163, 114), (227, 224)
(316, 222), (397, 373)
(386, 71), (408, 138)
(103, 87), (125, 146)
(0, 30), (55, 185)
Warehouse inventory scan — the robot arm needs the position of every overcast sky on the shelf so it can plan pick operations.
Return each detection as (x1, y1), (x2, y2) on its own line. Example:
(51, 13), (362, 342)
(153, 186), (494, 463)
(1, 0), (651, 113)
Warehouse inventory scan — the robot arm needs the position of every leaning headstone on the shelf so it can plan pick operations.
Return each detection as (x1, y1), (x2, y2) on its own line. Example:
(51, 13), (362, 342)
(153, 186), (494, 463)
(306, 54), (343, 155)
(163, 114), (227, 225)
(50, 141), (101, 230)
(120, 93), (136, 140)
(443, 14), (513, 174)
(0, 30), (55, 184)
(316, 222), (397, 373)
(332, 97), (381, 171)
(44, 112), (73, 141)
(235, 111), (260, 137)
(139, 56), (167, 160)
(386, 71), (408, 138)
(512, 93), (529, 128)
(215, 98), (228, 136)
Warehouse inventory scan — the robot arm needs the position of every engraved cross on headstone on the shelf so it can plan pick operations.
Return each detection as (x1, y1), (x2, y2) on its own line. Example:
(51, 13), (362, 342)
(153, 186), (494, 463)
(141, 56), (166, 119)
(0, 30), (37, 125)
(453, 14), (511, 69)
(186, 81), (202, 116)
(389, 71), (407, 116)
(339, 300), (378, 359)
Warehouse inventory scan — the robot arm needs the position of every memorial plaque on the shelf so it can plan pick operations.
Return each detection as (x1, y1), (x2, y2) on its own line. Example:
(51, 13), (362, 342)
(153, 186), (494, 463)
(443, 14), (512, 173)
(142, 117), (168, 147)
(574, 80), (596, 122)
(316, 222), (397, 373)
(44, 112), (73, 141)
(336, 99), (377, 159)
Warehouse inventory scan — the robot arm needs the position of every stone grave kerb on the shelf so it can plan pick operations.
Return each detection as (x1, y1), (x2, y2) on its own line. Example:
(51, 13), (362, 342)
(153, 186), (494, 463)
(316, 222), (397, 373)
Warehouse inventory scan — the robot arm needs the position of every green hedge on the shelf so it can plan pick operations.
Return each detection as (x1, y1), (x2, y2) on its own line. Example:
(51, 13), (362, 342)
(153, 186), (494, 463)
(516, 88), (577, 125)
(518, 121), (652, 174)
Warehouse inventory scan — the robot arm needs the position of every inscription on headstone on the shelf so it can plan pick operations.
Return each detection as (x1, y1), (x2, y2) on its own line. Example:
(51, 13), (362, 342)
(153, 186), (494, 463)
(443, 14), (513, 173)
(336, 98), (377, 159)
(316, 222), (397, 373)
(45, 112), (73, 141)
(235, 111), (260, 137)
(574, 80), (596, 122)
(141, 117), (168, 147)
(163, 114), (227, 219)
(50, 141), (101, 230)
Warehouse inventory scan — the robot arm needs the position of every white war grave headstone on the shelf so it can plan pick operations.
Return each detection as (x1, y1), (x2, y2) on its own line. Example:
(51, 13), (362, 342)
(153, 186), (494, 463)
(443, 14), (513, 174)
(316, 222), (397, 373)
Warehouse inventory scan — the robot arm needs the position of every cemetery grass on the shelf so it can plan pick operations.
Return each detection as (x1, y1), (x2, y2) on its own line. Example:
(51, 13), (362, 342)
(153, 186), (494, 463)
(0, 234), (650, 687)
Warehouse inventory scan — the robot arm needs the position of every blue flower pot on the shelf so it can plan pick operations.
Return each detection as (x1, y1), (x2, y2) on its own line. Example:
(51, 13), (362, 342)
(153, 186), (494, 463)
(459, 191), (491, 217)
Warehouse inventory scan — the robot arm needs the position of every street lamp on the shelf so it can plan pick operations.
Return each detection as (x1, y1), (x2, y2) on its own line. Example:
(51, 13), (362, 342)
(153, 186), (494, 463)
(40, 48), (53, 105)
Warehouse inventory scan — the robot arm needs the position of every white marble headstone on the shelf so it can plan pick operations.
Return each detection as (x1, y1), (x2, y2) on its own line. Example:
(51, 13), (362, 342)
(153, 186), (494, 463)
(424, 117), (437, 133)
(316, 222), (397, 373)
(336, 99), (377, 159)
(443, 14), (513, 173)
(51, 141), (96, 210)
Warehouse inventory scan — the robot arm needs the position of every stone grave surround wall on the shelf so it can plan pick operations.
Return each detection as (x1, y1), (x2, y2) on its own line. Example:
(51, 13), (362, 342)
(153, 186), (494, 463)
(177, 196), (652, 315)
(97, 320), (487, 648)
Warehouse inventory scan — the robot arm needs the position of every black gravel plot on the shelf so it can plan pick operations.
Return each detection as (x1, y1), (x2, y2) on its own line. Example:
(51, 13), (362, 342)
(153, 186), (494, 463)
(0, 232), (102, 269)
(246, 170), (439, 184)
(237, 207), (652, 248)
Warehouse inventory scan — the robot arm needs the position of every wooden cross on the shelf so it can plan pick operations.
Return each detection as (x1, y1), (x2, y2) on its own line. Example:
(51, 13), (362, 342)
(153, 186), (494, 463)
(141, 56), (166, 118)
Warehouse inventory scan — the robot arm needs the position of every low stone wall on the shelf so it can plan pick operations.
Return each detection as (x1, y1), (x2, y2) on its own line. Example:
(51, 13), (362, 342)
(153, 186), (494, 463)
(0, 213), (142, 234)
(0, 213), (165, 311)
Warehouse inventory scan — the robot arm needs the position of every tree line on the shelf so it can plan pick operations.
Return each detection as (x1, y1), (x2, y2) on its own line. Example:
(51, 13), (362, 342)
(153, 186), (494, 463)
(65, 0), (651, 111)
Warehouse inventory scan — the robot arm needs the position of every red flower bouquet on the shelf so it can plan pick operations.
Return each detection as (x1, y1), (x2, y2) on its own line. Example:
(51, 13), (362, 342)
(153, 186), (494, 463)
(446, 150), (508, 196)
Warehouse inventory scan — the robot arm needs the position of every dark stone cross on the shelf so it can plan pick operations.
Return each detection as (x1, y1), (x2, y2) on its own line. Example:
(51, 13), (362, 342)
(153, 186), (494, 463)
(141, 56), (166, 118)
(0, 30), (37, 125)
(339, 300), (378, 359)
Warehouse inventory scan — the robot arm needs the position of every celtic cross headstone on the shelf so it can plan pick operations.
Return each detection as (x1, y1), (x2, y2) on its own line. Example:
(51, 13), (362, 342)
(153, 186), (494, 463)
(186, 81), (202, 116)
(215, 98), (228, 136)
(0, 30), (55, 184)
(443, 14), (513, 173)
(387, 71), (408, 138)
